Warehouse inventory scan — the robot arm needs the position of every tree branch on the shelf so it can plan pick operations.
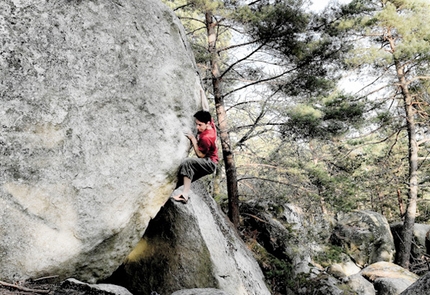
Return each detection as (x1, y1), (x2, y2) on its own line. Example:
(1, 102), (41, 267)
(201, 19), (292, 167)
(418, 138), (430, 146)
(0, 280), (50, 294)
(219, 42), (267, 80)
(407, 75), (430, 84)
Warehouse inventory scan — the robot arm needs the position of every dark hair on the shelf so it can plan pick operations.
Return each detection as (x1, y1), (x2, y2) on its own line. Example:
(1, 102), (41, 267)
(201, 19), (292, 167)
(194, 110), (212, 123)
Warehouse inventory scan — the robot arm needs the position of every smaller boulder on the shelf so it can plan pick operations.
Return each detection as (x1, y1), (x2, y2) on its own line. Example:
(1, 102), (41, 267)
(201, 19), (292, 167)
(330, 210), (395, 266)
(360, 261), (418, 285)
(61, 278), (133, 295)
(344, 273), (376, 295)
(327, 253), (361, 278)
(171, 289), (231, 295)
(374, 277), (412, 295)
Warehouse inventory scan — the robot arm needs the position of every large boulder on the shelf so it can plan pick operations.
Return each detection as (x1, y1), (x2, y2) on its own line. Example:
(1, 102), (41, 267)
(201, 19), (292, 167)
(330, 210), (396, 266)
(0, 0), (204, 282)
(106, 182), (271, 295)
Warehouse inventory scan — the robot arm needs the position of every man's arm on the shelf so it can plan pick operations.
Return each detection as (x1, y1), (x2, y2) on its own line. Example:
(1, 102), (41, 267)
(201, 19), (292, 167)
(185, 133), (206, 158)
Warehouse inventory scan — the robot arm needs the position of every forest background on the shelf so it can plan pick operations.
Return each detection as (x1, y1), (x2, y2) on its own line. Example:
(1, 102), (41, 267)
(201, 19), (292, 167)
(162, 0), (430, 270)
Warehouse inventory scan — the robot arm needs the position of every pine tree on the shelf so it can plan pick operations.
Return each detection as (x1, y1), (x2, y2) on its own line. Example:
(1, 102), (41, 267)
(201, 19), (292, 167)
(329, 0), (430, 269)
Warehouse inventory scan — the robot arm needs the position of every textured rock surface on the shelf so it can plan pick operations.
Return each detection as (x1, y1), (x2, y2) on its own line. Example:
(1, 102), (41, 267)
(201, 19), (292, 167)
(0, 0), (203, 282)
(401, 271), (430, 295)
(331, 210), (396, 266)
(106, 182), (271, 295)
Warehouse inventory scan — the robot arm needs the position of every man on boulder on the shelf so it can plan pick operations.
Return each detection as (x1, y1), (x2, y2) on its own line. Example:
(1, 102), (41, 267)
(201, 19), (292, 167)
(172, 110), (218, 204)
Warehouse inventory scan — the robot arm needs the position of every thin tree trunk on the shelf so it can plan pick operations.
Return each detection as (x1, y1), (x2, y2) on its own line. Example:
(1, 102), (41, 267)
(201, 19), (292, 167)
(378, 191), (384, 216)
(397, 188), (405, 217)
(205, 11), (240, 227)
(396, 61), (419, 270)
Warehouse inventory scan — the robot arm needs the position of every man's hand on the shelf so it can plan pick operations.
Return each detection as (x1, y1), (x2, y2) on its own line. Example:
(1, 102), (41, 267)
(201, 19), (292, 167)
(184, 132), (197, 143)
(185, 132), (205, 158)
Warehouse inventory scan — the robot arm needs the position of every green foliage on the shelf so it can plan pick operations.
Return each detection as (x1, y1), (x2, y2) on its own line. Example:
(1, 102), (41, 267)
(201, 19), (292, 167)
(339, 0), (430, 68)
(244, 0), (310, 45)
(314, 245), (344, 268)
(283, 104), (323, 138)
(281, 93), (365, 140)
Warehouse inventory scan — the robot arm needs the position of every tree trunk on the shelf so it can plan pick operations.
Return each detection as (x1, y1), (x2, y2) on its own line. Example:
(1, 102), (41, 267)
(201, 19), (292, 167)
(205, 11), (240, 228)
(395, 61), (419, 270)
(397, 188), (405, 217)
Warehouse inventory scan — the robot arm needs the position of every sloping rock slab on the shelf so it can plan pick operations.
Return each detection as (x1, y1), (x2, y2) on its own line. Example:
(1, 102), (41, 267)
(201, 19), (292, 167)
(106, 182), (270, 295)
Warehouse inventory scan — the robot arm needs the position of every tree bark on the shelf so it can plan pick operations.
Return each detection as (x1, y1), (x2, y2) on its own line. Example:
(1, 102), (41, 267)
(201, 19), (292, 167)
(205, 11), (240, 228)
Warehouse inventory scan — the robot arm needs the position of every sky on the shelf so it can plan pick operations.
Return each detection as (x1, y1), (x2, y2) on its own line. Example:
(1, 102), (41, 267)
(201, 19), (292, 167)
(309, 0), (353, 12)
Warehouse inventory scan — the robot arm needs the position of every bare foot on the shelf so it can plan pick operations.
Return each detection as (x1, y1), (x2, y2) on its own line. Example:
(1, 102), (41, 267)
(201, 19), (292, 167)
(172, 194), (189, 204)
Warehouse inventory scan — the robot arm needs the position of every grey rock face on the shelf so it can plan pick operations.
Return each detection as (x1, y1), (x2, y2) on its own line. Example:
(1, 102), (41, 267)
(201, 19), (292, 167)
(0, 0), (203, 282)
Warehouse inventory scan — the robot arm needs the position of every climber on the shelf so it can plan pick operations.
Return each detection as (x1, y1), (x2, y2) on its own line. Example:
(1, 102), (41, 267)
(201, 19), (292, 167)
(172, 110), (218, 204)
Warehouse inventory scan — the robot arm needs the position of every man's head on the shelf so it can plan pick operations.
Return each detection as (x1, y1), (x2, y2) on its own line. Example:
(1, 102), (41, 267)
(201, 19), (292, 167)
(194, 110), (212, 133)
(194, 110), (212, 123)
